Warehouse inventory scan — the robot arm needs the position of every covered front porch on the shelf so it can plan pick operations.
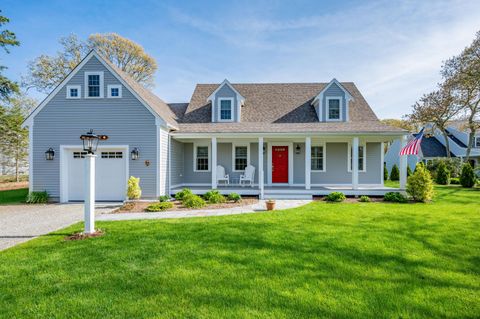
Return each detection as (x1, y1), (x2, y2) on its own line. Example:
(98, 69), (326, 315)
(169, 133), (408, 199)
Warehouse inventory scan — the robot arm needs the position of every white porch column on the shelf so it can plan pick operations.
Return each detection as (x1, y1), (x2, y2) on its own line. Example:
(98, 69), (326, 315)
(352, 137), (359, 190)
(258, 137), (264, 199)
(305, 136), (311, 190)
(399, 135), (407, 189)
(84, 154), (96, 234)
(211, 137), (217, 189)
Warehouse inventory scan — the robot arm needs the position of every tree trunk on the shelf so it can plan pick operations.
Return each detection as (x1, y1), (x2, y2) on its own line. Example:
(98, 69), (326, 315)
(466, 130), (475, 161)
(441, 128), (451, 158)
(15, 147), (19, 183)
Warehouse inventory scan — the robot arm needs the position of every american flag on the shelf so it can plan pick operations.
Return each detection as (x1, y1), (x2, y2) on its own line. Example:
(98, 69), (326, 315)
(399, 129), (424, 156)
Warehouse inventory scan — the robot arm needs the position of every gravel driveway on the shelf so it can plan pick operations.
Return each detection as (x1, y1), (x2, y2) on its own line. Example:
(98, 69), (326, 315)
(0, 203), (119, 251)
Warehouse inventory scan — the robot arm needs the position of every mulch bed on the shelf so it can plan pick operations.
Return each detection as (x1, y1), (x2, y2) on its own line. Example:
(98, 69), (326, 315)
(313, 196), (386, 203)
(65, 230), (105, 241)
(114, 197), (259, 213)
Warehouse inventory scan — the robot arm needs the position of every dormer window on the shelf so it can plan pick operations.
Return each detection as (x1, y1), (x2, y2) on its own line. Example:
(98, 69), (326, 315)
(327, 97), (342, 121)
(108, 85), (122, 98)
(218, 98), (233, 122)
(85, 72), (104, 98)
(66, 85), (81, 99)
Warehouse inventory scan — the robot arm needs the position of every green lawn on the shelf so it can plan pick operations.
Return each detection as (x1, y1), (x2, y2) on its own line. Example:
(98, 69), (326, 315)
(0, 188), (28, 205)
(1, 186), (479, 318)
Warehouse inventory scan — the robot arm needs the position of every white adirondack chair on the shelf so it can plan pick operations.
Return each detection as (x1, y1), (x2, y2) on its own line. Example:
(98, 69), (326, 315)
(216, 165), (229, 185)
(240, 165), (255, 187)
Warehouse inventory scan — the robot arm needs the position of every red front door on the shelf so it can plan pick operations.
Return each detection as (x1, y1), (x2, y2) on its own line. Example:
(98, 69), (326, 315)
(272, 146), (288, 183)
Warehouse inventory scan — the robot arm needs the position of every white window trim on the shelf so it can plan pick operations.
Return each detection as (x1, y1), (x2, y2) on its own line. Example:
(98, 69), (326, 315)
(232, 143), (250, 172)
(66, 85), (81, 99)
(84, 71), (104, 98)
(107, 84), (122, 98)
(326, 96), (343, 121)
(311, 142), (326, 172)
(193, 143), (211, 172)
(347, 142), (367, 172)
(217, 97), (234, 122)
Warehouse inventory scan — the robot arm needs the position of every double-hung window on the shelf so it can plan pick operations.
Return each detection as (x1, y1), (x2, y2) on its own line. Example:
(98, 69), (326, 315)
(327, 97), (341, 121)
(85, 72), (104, 98)
(195, 145), (210, 171)
(233, 144), (249, 171)
(348, 144), (366, 172)
(219, 98), (233, 121)
(311, 145), (325, 171)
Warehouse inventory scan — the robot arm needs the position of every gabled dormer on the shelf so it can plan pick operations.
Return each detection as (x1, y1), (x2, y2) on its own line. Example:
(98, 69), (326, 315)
(311, 79), (353, 122)
(207, 79), (245, 123)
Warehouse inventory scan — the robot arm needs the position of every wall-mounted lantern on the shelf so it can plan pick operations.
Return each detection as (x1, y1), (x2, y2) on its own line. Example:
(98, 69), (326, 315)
(131, 148), (140, 160)
(263, 145), (266, 154)
(295, 144), (301, 154)
(45, 148), (55, 160)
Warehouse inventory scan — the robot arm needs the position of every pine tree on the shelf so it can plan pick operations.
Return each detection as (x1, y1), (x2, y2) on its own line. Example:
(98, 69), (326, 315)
(435, 161), (450, 185)
(460, 163), (476, 188)
(390, 164), (400, 181)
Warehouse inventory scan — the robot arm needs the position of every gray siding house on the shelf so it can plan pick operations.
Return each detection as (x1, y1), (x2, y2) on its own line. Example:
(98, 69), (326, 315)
(24, 51), (408, 201)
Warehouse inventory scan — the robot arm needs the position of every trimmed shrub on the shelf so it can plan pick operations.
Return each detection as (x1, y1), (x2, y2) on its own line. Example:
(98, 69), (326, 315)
(450, 177), (460, 185)
(25, 191), (48, 204)
(435, 161), (450, 185)
(175, 188), (193, 201)
(158, 195), (170, 202)
(407, 165), (413, 177)
(183, 194), (206, 208)
(390, 164), (400, 181)
(204, 189), (226, 204)
(384, 163), (389, 181)
(384, 192), (407, 203)
(460, 163), (476, 188)
(359, 195), (370, 203)
(146, 202), (173, 212)
(325, 192), (346, 202)
(127, 176), (142, 200)
(407, 163), (434, 202)
(426, 158), (463, 178)
(228, 192), (241, 202)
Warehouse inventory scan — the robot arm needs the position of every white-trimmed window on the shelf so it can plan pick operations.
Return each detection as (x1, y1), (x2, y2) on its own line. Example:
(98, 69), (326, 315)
(107, 84), (122, 98)
(475, 136), (480, 148)
(232, 143), (250, 171)
(218, 98), (233, 121)
(84, 71), (104, 98)
(66, 85), (81, 99)
(326, 97), (342, 121)
(194, 144), (210, 172)
(348, 143), (366, 172)
(311, 144), (326, 172)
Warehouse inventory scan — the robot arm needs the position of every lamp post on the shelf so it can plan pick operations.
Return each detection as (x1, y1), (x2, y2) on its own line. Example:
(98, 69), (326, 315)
(79, 129), (108, 234)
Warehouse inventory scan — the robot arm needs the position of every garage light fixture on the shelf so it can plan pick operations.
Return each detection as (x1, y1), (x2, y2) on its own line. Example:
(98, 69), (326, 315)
(131, 148), (140, 160)
(80, 129), (108, 154)
(45, 148), (55, 160)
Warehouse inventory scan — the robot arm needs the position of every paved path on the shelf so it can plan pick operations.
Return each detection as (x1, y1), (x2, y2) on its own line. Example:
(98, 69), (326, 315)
(98, 200), (312, 221)
(0, 203), (118, 251)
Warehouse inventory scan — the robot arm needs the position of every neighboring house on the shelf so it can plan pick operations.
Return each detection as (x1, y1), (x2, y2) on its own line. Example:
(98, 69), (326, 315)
(23, 50), (407, 202)
(385, 123), (480, 172)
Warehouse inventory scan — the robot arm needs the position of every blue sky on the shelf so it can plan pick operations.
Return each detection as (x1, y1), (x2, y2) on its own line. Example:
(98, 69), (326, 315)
(2, 0), (480, 118)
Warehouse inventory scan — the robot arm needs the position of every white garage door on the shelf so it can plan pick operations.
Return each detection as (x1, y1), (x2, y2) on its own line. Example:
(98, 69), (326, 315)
(67, 149), (127, 201)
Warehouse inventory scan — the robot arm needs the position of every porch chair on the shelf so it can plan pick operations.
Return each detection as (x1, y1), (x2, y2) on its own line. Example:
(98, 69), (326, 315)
(240, 165), (255, 187)
(216, 165), (230, 185)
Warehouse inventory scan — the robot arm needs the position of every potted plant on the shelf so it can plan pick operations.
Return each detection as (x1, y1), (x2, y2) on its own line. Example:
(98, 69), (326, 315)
(266, 199), (276, 211)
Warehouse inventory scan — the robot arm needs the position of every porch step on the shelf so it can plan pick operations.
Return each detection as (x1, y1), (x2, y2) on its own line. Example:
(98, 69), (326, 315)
(263, 193), (313, 200)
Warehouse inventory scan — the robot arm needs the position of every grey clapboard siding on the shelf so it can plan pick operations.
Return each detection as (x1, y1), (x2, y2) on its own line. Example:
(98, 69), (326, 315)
(212, 84), (240, 122)
(159, 127), (169, 195)
(183, 143), (211, 184)
(32, 56), (158, 199)
(170, 139), (184, 187)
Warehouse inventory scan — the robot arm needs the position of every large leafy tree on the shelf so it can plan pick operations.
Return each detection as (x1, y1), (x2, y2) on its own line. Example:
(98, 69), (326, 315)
(442, 31), (480, 161)
(25, 33), (157, 92)
(380, 119), (415, 132)
(0, 11), (20, 101)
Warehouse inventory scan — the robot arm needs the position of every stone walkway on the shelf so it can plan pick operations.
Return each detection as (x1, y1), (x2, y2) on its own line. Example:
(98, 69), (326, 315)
(98, 200), (312, 221)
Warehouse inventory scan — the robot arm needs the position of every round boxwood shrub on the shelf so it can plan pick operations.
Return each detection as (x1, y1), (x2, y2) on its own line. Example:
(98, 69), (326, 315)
(146, 202), (174, 212)
(183, 194), (206, 208)
(228, 192), (241, 202)
(325, 192), (346, 202)
(359, 195), (370, 202)
(204, 189), (226, 204)
(384, 192), (407, 203)
(460, 163), (476, 188)
(406, 163), (434, 202)
(390, 164), (400, 181)
(175, 188), (193, 201)
(435, 161), (450, 185)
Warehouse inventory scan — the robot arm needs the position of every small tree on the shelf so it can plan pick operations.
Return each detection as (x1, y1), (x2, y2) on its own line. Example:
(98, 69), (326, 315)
(435, 161), (450, 185)
(459, 163), (476, 188)
(390, 164), (400, 181)
(407, 165), (413, 177)
(407, 163), (434, 202)
(384, 163), (389, 181)
(127, 176), (142, 199)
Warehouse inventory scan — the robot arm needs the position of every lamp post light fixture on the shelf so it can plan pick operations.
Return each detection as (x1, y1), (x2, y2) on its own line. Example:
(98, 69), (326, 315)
(79, 129), (108, 234)
(131, 148), (140, 160)
(45, 148), (55, 160)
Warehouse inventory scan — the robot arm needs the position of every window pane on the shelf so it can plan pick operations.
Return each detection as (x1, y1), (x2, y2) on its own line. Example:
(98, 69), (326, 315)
(88, 75), (100, 97)
(311, 146), (324, 170)
(350, 146), (364, 170)
(111, 88), (119, 96)
(220, 100), (232, 120)
(235, 146), (248, 170)
(70, 88), (78, 97)
(328, 99), (340, 119)
(196, 146), (209, 171)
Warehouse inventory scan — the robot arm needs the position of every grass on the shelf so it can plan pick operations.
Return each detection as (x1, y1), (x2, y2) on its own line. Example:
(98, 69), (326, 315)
(384, 180), (400, 188)
(0, 188), (28, 205)
(0, 186), (479, 318)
